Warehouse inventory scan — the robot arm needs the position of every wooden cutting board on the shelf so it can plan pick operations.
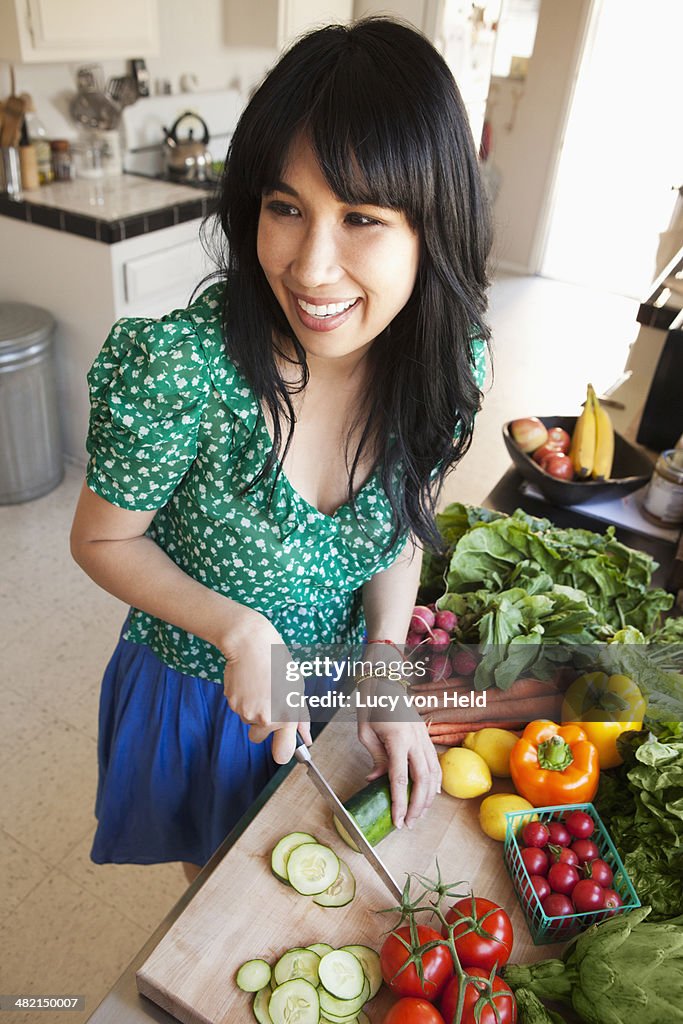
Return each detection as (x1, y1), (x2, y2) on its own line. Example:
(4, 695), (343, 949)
(137, 720), (563, 1023)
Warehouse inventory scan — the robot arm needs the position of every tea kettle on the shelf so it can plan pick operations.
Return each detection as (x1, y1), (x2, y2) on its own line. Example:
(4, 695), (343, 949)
(162, 111), (212, 182)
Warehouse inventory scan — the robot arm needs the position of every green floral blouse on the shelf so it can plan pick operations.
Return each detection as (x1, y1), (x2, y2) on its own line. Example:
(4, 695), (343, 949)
(86, 283), (487, 683)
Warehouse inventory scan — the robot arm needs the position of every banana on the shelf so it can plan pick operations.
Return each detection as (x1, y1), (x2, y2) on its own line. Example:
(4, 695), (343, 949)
(592, 387), (615, 480)
(570, 383), (596, 478)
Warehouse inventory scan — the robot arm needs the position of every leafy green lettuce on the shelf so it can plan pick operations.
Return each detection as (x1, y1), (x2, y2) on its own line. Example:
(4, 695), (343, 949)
(595, 731), (683, 919)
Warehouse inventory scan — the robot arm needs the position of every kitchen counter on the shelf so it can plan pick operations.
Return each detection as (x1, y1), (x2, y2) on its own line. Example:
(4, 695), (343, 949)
(0, 173), (216, 243)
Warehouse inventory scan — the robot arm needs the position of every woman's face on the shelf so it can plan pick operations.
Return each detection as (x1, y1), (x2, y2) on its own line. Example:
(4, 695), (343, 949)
(257, 135), (420, 365)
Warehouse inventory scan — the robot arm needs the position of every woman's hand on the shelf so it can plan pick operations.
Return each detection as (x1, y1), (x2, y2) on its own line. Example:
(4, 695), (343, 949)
(357, 715), (441, 830)
(221, 608), (311, 764)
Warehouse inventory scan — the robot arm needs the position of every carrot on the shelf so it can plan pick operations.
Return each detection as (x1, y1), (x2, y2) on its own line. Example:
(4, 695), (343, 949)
(420, 693), (562, 726)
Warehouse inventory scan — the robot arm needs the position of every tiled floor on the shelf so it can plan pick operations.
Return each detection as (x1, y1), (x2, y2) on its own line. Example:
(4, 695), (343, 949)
(0, 272), (639, 1023)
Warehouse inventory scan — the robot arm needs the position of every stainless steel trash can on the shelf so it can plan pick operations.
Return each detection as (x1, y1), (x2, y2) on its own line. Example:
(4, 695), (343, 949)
(0, 302), (64, 504)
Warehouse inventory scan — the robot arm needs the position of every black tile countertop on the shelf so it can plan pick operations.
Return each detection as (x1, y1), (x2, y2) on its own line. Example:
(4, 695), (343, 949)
(0, 175), (216, 244)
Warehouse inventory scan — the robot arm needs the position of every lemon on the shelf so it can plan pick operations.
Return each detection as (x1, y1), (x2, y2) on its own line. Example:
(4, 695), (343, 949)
(463, 728), (519, 778)
(479, 793), (537, 842)
(438, 747), (492, 799)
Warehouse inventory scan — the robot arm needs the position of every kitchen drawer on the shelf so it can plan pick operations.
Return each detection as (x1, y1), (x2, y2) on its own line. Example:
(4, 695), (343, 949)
(123, 240), (206, 304)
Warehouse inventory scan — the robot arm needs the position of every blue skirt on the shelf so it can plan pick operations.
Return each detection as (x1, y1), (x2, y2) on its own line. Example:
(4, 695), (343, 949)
(91, 629), (283, 867)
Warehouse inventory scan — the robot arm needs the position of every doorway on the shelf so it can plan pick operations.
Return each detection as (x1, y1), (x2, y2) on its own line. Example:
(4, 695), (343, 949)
(540, 0), (683, 298)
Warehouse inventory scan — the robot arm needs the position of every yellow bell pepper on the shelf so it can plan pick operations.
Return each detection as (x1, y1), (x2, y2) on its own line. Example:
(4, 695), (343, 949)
(561, 671), (646, 769)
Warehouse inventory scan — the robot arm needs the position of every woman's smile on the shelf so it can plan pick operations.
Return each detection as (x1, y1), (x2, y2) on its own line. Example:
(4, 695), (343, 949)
(257, 134), (420, 362)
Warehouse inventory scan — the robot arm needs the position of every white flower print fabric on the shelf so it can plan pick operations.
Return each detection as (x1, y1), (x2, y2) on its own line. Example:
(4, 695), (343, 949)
(86, 283), (487, 683)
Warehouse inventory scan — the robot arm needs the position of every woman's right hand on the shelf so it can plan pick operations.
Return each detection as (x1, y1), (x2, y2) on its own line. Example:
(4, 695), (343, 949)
(221, 608), (311, 764)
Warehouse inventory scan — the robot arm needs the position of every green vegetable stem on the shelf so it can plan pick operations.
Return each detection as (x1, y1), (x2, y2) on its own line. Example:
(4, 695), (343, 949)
(514, 988), (567, 1024)
(503, 907), (683, 1024)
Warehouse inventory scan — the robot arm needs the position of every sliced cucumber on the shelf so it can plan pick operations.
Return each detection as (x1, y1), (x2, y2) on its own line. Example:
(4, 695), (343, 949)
(312, 860), (356, 908)
(271, 832), (317, 883)
(287, 842), (340, 896)
(320, 1014), (358, 1024)
(357, 1013), (370, 1024)
(307, 943), (334, 957)
(333, 774), (412, 850)
(269, 979), (319, 1024)
(318, 978), (370, 1018)
(338, 945), (381, 1000)
(237, 959), (272, 993)
(252, 986), (273, 1024)
(318, 950), (365, 1001)
(273, 948), (321, 988)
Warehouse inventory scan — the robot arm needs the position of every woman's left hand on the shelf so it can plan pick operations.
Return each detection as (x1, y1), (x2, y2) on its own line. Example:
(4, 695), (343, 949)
(357, 715), (442, 830)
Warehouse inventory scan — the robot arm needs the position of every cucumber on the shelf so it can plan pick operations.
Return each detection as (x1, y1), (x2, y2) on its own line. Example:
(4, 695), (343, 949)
(318, 977), (370, 1018)
(287, 842), (340, 895)
(269, 979), (319, 1024)
(307, 943), (334, 957)
(273, 948), (321, 988)
(252, 986), (273, 1024)
(332, 774), (412, 850)
(312, 860), (356, 908)
(236, 959), (272, 993)
(271, 832), (317, 883)
(318, 951), (364, 1001)
(338, 945), (381, 1000)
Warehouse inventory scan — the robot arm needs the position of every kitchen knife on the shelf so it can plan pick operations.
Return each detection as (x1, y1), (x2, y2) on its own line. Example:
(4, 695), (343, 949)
(293, 731), (404, 903)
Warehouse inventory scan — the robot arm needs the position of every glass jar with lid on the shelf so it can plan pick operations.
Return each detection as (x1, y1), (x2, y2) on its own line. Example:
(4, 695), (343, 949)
(642, 449), (683, 526)
(50, 140), (74, 181)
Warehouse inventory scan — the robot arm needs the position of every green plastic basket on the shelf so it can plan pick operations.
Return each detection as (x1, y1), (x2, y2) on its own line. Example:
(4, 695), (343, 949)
(504, 802), (640, 945)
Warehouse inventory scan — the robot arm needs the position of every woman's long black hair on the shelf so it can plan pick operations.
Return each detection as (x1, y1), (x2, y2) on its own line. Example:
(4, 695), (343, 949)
(207, 17), (492, 556)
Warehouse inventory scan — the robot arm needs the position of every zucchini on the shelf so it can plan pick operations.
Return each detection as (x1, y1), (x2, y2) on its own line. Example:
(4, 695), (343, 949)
(271, 832), (317, 883)
(318, 977), (370, 1018)
(287, 842), (340, 895)
(312, 860), (356, 908)
(307, 943), (334, 957)
(273, 948), (321, 988)
(318, 951), (365, 1000)
(237, 959), (272, 993)
(252, 986), (273, 1024)
(332, 774), (412, 850)
(338, 945), (381, 1000)
(269, 979), (319, 1024)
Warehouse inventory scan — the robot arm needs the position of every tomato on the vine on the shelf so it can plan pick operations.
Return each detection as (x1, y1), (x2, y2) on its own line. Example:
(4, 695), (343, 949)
(439, 968), (517, 1024)
(441, 897), (513, 972)
(380, 925), (454, 1001)
(383, 997), (446, 1024)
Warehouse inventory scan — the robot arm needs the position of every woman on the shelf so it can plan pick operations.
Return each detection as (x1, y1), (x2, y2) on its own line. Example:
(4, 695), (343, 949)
(70, 17), (491, 881)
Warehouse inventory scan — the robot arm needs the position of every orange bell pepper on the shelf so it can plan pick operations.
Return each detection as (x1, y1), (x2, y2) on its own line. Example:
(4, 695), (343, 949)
(509, 720), (599, 806)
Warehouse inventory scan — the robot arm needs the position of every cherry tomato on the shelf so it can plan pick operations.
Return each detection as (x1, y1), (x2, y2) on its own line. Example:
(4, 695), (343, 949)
(521, 822), (550, 848)
(520, 846), (549, 877)
(564, 810), (595, 839)
(547, 862), (580, 896)
(571, 839), (600, 865)
(547, 821), (571, 846)
(583, 858), (613, 887)
(531, 874), (551, 900)
(523, 874), (551, 904)
(601, 889), (623, 915)
(547, 845), (579, 867)
(381, 925), (453, 1002)
(384, 997), (446, 1024)
(572, 879), (605, 913)
(439, 968), (517, 1024)
(442, 897), (513, 972)
(542, 893), (574, 917)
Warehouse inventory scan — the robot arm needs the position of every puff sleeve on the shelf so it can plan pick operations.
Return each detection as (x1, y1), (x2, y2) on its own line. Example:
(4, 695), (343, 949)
(85, 315), (211, 510)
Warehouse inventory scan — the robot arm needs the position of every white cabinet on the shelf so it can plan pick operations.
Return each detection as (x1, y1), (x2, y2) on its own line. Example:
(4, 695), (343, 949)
(225, 0), (353, 51)
(0, 216), (210, 461)
(0, 0), (159, 63)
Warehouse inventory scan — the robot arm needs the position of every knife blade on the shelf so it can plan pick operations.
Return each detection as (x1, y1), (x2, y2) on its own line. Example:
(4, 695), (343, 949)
(293, 732), (404, 903)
